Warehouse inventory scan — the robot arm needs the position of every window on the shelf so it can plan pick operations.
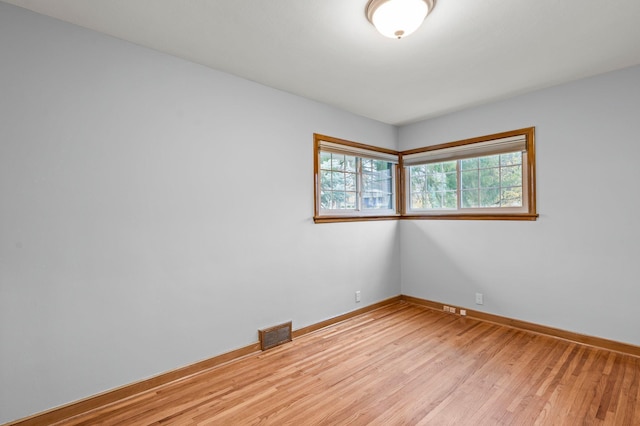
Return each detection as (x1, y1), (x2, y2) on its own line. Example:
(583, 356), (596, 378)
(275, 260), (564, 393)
(314, 134), (399, 223)
(401, 127), (536, 219)
(313, 128), (537, 223)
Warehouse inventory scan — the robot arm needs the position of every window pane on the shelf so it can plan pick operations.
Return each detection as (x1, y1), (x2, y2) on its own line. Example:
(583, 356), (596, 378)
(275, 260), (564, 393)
(480, 188), (500, 207)
(320, 170), (332, 191)
(345, 192), (357, 209)
(373, 160), (387, 171)
(462, 189), (478, 208)
(331, 172), (345, 190)
(328, 191), (342, 208)
(480, 168), (500, 188)
(411, 165), (425, 177)
(501, 165), (522, 187)
(479, 155), (499, 168)
(426, 177), (440, 192)
(380, 176), (392, 193)
(331, 154), (345, 171)
(426, 173), (438, 189)
(406, 150), (526, 212)
(434, 172), (447, 187)
(320, 152), (332, 169)
(445, 172), (457, 190)
(320, 191), (331, 209)
(461, 170), (478, 190)
(319, 147), (395, 213)
(320, 152), (362, 211)
(425, 162), (454, 192)
(412, 193), (426, 209)
(501, 152), (522, 166)
(363, 160), (393, 210)
(345, 156), (356, 172)
(460, 158), (478, 170)
(428, 192), (443, 209)
(345, 173), (356, 191)
(364, 192), (391, 209)
(501, 187), (522, 207)
(363, 171), (385, 189)
(444, 191), (457, 209)
(410, 161), (459, 210)
(426, 163), (441, 174)
(329, 192), (343, 208)
(411, 174), (425, 193)
(442, 161), (457, 173)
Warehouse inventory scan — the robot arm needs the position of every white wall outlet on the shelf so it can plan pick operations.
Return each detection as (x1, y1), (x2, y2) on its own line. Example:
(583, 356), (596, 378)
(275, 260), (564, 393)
(460, 309), (467, 316)
(355, 291), (361, 303)
(443, 305), (449, 312)
(475, 293), (484, 305)
(450, 307), (456, 314)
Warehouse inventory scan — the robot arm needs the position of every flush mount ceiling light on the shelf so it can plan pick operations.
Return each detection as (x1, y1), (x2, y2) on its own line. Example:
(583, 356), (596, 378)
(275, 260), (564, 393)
(366, 0), (436, 39)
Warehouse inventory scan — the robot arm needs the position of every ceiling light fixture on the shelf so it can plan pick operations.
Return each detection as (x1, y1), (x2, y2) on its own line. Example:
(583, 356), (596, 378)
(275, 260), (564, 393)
(366, 0), (435, 39)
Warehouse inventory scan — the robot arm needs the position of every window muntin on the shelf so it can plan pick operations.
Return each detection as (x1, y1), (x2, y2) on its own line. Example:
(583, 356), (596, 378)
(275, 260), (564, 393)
(314, 134), (399, 222)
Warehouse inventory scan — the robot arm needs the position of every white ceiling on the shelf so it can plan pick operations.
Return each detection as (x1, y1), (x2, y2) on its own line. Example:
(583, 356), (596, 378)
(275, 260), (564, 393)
(4, 0), (640, 125)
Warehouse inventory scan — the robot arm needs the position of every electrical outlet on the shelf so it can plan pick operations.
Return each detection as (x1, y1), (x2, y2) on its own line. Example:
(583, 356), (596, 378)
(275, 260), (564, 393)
(460, 309), (467, 316)
(443, 305), (449, 312)
(450, 307), (456, 314)
(475, 293), (484, 305)
(355, 291), (361, 303)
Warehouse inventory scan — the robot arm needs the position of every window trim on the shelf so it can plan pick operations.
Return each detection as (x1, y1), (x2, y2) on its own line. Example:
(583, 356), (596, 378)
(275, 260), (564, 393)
(400, 127), (537, 220)
(313, 134), (401, 223)
(313, 128), (537, 223)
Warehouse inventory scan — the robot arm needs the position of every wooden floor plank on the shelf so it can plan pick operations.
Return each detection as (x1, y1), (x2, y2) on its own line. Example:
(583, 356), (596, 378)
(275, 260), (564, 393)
(49, 301), (639, 425)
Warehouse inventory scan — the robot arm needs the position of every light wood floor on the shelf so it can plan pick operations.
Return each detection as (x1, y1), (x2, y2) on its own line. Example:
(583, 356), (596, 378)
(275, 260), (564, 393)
(53, 302), (640, 425)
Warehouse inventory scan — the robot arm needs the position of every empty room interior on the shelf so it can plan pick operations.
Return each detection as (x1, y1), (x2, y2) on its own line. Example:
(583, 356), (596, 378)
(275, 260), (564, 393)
(2, 0), (640, 424)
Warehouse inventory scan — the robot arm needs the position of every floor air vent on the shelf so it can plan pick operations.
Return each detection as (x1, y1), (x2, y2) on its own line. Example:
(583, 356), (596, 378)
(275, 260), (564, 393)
(259, 321), (292, 351)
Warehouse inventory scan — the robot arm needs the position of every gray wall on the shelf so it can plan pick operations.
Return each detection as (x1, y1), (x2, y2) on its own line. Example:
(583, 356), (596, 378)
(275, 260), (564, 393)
(399, 64), (640, 348)
(0, 3), (400, 422)
(3, 1), (640, 423)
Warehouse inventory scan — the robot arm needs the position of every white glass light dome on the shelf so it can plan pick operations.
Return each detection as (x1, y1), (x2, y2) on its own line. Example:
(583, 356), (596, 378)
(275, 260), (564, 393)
(366, 0), (435, 39)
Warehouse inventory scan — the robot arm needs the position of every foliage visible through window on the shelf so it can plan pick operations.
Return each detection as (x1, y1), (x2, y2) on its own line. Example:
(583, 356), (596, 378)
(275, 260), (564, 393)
(320, 152), (357, 209)
(410, 160), (457, 209)
(409, 152), (524, 210)
(319, 154), (394, 212)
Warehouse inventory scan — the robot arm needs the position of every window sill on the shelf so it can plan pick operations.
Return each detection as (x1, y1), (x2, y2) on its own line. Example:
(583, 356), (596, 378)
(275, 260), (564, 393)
(313, 215), (401, 224)
(314, 213), (538, 223)
(400, 213), (538, 221)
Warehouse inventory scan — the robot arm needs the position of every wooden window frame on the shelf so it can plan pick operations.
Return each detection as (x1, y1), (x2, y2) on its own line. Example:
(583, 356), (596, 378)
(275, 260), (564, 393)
(400, 127), (537, 221)
(313, 128), (538, 223)
(313, 134), (401, 224)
